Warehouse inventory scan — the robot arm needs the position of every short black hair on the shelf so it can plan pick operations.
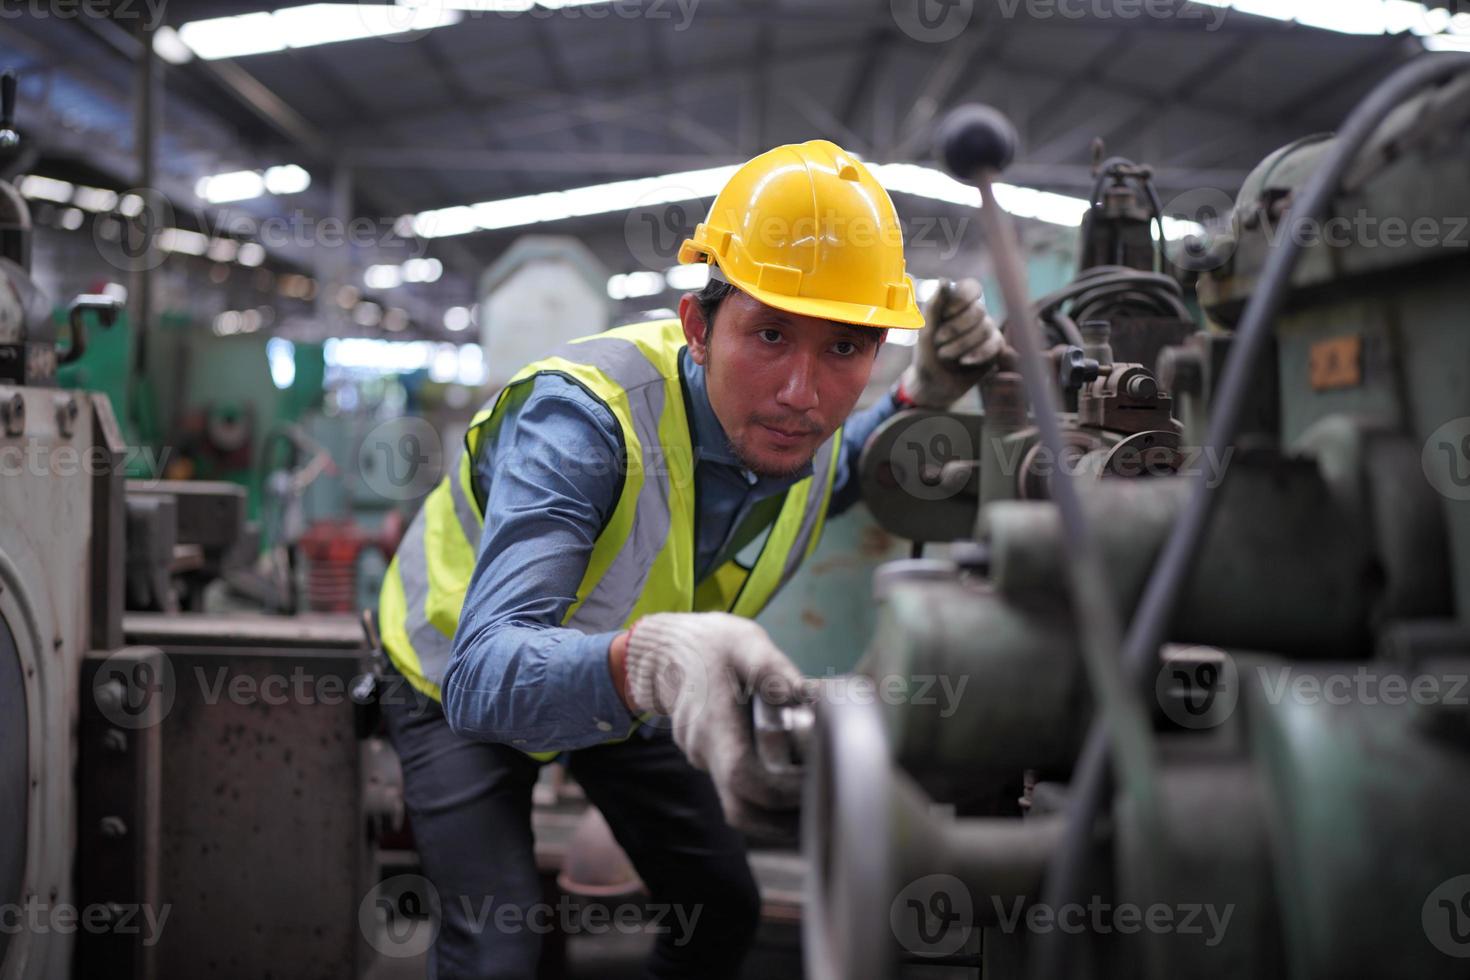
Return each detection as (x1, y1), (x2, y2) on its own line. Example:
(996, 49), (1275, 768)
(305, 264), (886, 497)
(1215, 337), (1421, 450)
(693, 273), (738, 331)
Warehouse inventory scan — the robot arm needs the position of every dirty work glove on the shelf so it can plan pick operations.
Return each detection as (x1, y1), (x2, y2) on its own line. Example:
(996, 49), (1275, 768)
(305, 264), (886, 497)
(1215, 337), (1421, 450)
(898, 277), (1006, 409)
(625, 612), (807, 839)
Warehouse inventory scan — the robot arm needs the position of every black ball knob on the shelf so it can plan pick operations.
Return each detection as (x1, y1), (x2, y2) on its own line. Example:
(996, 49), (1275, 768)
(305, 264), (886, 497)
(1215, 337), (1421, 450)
(935, 104), (1019, 181)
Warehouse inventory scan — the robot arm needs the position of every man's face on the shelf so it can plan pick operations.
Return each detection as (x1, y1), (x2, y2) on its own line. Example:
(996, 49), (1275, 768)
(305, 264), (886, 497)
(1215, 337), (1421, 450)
(679, 289), (885, 479)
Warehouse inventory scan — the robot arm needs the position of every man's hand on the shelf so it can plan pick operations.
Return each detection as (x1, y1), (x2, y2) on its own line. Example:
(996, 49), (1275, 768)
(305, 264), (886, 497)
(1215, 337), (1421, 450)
(619, 612), (807, 837)
(898, 277), (1006, 409)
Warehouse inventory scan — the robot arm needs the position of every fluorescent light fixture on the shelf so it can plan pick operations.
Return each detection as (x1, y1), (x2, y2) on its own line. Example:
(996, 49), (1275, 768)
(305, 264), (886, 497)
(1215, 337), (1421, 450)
(665, 263), (709, 291)
(430, 346), (461, 383)
(434, 0), (535, 9)
(325, 338), (485, 384)
(458, 344), (485, 386)
(444, 306), (472, 331)
(18, 175), (74, 203)
(214, 311), (242, 335)
(264, 164), (311, 195)
(181, 12), (285, 59)
(267, 338), (297, 389)
(178, 4), (462, 61)
(365, 264), (404, 290)
(406, 159), (1202, 245)
(118, 194), (145, 217)
(423, 0), (612, 9)
(208, 238), (240, 263)
(1424, 32), (1470, 49)
(197, 170), (265, 204)
(160, 228), (210, 256)
(402, 257), (443, 283)
(1191, 0), (1467, 37)
(412, 166), (737, 238)
(237, 242), (267, 267)
(58, 208), (84, 231)
(152, 25), (195, 64)
(72, 187), (119, 212)
(607, 271), (665, 300)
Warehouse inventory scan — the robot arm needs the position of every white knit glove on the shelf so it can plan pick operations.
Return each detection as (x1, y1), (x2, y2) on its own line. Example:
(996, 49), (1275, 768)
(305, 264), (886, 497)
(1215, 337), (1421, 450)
(625, 612), (807, 839)
(898, 277), (1006, 409)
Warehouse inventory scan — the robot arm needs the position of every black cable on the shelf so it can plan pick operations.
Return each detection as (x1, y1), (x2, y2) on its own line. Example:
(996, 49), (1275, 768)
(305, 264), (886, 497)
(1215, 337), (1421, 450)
(1033, 53), (1470, 980)
(1027, 265), (1191, 347)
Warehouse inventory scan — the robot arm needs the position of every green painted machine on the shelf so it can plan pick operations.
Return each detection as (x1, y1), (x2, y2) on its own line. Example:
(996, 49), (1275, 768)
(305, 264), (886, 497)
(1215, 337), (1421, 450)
(801, 55), (1470, 980)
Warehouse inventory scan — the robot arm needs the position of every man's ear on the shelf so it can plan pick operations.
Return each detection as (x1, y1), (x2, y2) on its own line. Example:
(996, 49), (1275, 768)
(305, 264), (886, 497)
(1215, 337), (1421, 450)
(679, 292), (710, 366)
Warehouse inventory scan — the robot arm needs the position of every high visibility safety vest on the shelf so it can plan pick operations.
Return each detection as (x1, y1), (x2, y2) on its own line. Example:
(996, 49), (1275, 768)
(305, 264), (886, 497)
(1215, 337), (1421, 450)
(377, 318), (842, 754)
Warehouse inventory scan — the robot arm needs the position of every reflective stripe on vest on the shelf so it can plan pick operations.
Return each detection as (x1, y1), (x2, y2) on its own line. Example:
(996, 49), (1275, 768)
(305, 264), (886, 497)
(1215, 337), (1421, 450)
(377, 319), (842, 743)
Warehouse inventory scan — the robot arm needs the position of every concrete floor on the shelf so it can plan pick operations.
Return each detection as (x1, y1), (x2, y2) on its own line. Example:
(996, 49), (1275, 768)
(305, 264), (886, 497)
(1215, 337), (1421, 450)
(363, 918), (803, 979)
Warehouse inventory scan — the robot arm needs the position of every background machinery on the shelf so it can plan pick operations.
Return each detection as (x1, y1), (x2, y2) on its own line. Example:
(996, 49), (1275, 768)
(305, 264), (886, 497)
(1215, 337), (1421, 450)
(802, 54), (1470, 980)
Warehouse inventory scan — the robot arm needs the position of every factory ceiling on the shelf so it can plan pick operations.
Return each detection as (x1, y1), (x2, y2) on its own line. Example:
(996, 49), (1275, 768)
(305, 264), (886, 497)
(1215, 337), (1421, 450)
(0, 0), (1446, 334)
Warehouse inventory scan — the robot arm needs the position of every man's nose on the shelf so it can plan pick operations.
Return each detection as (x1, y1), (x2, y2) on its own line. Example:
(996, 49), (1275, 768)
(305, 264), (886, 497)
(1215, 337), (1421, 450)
(776, 351), (820, 413)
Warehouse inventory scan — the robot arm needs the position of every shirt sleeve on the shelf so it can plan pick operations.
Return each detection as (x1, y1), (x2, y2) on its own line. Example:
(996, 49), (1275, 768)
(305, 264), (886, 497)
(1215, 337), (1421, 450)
(826, 389), (900, 517)
(440, 375), (638, 751)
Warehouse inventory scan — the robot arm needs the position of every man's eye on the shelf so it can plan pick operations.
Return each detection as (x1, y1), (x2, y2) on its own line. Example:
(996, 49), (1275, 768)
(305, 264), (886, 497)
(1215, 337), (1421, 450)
(833, 341), (857, 356)
(758, 329), (783, 344)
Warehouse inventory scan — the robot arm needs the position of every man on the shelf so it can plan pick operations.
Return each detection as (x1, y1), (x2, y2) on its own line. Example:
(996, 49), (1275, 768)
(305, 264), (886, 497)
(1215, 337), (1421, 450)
(376, 139), (1004, 978)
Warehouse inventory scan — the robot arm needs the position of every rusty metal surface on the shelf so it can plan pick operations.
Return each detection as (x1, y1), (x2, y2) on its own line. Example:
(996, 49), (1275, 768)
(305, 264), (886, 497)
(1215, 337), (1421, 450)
(145, 644), (371, 979)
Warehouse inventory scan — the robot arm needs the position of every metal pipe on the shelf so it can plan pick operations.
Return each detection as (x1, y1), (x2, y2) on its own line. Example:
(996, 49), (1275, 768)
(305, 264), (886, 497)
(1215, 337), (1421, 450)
(130, 19), (157, 379)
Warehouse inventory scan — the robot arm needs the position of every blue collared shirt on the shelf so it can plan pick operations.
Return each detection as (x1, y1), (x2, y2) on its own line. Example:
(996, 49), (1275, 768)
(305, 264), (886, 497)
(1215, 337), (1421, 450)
(441, 347), (897, 751)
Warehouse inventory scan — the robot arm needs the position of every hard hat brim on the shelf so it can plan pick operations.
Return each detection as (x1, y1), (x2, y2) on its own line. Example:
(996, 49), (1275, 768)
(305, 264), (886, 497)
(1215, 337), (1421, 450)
(737, 277), (926, 331)
(694, 256), (925, 331)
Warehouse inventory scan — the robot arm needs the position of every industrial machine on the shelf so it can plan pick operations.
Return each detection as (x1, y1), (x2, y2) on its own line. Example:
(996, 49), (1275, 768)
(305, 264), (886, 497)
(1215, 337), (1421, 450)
(801, 54), (1470, 980)
(0, 72), (388, 980)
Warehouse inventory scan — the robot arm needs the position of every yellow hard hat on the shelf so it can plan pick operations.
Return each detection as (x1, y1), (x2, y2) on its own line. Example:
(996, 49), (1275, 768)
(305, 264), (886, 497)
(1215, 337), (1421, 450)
(678, 140), (924, 330)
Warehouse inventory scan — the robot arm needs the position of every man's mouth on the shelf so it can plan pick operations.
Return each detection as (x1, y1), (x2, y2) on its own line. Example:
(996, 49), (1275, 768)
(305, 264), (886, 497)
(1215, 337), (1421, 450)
(758, 422), (819, 446)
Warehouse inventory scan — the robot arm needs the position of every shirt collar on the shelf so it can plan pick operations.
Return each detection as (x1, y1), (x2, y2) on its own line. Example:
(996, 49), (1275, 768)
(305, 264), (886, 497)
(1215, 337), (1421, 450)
(680, 347), (814, 486)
